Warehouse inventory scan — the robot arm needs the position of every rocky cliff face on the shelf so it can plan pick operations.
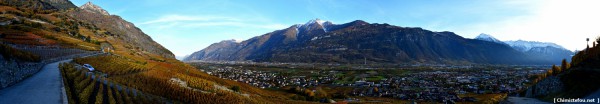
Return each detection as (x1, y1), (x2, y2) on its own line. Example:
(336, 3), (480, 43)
(185, 19), (547, 65)
(67, 2), (175, 59)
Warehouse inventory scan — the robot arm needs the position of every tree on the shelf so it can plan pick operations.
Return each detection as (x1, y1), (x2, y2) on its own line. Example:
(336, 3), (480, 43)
(551, 65), (560, 76)
(561, 59), (570, 71)
(596, 36), (600, 46)
(304, 89), (315, 97)
(315, 87), (328, 99)
(86, 35), (91, 42)
(373, 87), (379, 93)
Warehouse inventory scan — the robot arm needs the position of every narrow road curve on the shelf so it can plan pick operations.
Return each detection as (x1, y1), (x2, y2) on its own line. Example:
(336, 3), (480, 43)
(0, 59), (71, 104)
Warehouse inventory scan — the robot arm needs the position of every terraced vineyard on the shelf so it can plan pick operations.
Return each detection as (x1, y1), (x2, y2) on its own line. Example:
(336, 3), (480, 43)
(59, 63), (166, 104)
(14, 45), (90, 60)
(67, 55), (288, 103)
(73, 55), (148, 76)
(0, 32), (57, 46)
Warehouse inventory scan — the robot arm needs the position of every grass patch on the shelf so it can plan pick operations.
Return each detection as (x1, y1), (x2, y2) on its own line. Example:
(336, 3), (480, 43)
(366, 76), (385, 82)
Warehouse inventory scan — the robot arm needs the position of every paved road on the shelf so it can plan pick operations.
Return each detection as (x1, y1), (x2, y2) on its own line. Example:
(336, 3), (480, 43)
(0, 59), (71, 104)
(505, 97), (551, 104)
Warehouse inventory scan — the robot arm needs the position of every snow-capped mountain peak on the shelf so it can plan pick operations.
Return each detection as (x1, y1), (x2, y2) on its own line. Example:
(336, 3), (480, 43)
(306, 18), (326, 25)
(80, 1), (110, 15)
(302, 18), (332, 32)
(503, 40), (566, 52)
(474, 33), (504, 44)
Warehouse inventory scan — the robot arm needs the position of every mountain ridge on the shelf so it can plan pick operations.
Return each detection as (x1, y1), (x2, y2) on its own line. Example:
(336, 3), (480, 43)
(504, 40), (567, 52)
(474, 34), (574, 64)
(67, 2), (175, 59)
(185, 19), (553, 65)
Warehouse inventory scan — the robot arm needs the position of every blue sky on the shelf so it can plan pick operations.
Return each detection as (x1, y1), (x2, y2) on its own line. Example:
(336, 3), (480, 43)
(70, 0), (600, 58)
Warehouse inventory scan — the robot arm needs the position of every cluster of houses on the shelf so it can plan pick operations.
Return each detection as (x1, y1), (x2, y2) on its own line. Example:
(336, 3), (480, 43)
(203, 64), (546, 102)
(206, 66), (329, 89)
(206, 66), (280, 89)
(204, 66), (336, 89)
(346, 70), (545, 102)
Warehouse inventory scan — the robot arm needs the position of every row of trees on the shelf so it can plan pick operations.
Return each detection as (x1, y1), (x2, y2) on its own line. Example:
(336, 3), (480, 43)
(288, 86), (330, 101)
(532, 59), (571, 83)
(552, 59), (571, 76)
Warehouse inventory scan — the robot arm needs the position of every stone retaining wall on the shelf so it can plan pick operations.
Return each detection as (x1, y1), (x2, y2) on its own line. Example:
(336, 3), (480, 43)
(0, 52), (100, 89)
(525, 76), (564, 97)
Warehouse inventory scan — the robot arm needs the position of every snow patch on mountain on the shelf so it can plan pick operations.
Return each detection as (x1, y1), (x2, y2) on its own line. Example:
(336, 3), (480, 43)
(475, 33), (504, 44)
(221, 39), (243, 43)
(474, 33), (570, 53)
(293, 24), (300, 35)
(504, 40), (566, 52)
(80, 1), (110, 15)
(313, 19), (326, 25)
(302, 18), (331, 32)
(233, 39), (243, 43)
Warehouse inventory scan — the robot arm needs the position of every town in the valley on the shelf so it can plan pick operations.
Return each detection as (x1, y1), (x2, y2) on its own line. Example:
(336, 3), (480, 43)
(189, 61), (549, 103)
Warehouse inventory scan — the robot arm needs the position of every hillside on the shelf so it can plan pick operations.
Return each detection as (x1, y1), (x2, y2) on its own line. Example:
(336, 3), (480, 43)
(553, 38), (600, 98)
(1, 1), (302, 103)
(185, 19), (551, 65)
(526, 37), (600, 101)
(474, 34), (574, 65)
(0, 0), (76, 10)
(66, 2), (174, 59)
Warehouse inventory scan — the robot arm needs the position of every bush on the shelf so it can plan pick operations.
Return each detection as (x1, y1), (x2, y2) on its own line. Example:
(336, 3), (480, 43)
(231, 86), (241, 92)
